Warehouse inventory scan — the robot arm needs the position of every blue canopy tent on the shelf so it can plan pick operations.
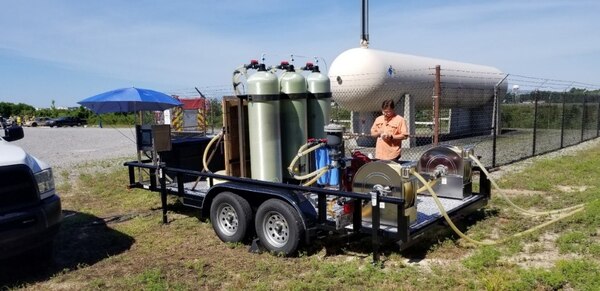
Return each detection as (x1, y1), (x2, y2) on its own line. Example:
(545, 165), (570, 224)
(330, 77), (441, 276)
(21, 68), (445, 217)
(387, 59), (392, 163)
(78, 87), (183, 183)
(78, 87), (182, 114)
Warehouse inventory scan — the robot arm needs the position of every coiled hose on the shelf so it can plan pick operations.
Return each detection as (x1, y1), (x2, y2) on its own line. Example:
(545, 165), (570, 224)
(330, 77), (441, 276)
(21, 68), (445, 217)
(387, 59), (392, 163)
(469, 154), (585, 216)
(288, 142), (327, 180)
(412, 170), (585, 246)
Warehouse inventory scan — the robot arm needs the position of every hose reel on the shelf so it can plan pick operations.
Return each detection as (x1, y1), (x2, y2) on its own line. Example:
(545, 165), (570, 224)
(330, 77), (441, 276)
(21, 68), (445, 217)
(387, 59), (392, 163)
(417, 145), (474, 199)
(352, 161), (418, 226)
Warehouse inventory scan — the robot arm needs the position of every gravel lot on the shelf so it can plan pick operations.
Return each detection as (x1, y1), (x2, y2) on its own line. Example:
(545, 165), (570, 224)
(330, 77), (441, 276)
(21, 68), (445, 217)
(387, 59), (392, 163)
(12, 127), (138, 184)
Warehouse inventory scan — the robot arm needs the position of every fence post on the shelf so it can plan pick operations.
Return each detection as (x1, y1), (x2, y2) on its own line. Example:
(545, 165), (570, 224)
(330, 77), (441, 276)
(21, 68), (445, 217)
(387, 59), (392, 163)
(597, 96), (600, 138)
(560, 93), (566, 148)
(492, 85), (498, 168)
(532, 91), (539, 156)
(433, 65), (441, 146)
(581, 95), (586, 142)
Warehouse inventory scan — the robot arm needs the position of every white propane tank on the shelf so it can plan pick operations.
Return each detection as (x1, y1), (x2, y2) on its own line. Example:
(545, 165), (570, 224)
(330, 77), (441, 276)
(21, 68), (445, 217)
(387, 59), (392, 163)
(328, 47), (507, 111)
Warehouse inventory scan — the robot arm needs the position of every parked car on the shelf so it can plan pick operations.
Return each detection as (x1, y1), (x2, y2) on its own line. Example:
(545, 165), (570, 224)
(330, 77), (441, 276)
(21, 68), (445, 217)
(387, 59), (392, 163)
(0, 125), (62, 260)
(24, 117), (51, 127)
(47, 117), (87, 127)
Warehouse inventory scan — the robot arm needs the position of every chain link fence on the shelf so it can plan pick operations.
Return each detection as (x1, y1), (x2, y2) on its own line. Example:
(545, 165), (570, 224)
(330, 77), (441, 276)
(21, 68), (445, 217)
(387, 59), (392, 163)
(168, 71), (600, 168)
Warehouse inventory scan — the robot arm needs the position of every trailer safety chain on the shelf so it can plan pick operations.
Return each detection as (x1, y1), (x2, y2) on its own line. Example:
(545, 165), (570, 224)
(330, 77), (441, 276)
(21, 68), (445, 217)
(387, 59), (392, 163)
(411, 170), (585, 246)
(469, 154), (585, 216)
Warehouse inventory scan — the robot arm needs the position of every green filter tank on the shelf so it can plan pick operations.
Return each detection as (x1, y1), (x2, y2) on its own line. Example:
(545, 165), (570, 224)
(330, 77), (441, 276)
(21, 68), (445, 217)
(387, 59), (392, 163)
(306, 65), (331, 139)
(247, 64), (282, 182)
(279, 63), (308, 179)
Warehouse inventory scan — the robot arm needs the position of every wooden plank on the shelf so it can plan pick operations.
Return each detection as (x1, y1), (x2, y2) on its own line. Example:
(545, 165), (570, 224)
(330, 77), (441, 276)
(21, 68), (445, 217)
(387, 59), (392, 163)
(222, 97), (250, 177)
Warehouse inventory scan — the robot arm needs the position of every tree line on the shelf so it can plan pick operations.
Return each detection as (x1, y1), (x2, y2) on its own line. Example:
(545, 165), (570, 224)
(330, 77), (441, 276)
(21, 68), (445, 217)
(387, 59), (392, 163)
(0, 98), (224, 127)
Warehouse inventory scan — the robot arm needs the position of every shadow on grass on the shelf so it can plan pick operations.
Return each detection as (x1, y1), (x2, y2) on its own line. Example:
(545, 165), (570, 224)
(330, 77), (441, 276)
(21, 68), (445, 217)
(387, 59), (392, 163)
(302, 207), (499, 263)
(0, 210), (135, 288)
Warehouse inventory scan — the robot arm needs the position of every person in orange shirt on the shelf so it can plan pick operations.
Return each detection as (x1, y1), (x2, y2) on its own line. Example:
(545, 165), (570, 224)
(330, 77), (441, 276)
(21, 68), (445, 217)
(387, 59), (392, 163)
(370, 99), (409, 160)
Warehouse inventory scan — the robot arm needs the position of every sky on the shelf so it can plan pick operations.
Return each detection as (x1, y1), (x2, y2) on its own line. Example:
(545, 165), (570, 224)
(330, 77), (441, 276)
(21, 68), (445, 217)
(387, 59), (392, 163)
(1, 0), (599, 108)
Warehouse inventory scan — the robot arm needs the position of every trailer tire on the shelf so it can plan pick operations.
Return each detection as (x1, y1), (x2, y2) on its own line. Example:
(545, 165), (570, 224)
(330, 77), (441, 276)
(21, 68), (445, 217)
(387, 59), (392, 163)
(255, 199), (303, 256)
(210, 192), (251, 243)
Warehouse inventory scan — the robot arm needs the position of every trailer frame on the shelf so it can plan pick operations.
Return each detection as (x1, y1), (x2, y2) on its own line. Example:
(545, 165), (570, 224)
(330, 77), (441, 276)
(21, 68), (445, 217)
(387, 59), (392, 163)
(124, 160), (490, 263)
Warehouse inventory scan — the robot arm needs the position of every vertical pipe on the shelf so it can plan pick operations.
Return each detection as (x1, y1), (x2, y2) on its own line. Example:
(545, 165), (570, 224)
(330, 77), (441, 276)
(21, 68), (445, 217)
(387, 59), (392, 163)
(560, 93), (566, 148)
(532, 91), (539, 155)
(433, 65), (441, 146)
(361, 0), (369, 47)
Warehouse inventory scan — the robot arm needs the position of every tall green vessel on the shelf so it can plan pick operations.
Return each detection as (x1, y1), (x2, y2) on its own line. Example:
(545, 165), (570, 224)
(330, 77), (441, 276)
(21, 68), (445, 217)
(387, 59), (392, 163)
(247, 64), (282, 182)
(306, 65), (331, 139)
(279, 64), (307, 179)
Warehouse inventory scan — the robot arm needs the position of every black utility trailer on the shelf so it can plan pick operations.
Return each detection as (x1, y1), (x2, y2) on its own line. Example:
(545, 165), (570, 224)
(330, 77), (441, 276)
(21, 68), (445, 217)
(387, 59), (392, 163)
(124, 159), (490, 262)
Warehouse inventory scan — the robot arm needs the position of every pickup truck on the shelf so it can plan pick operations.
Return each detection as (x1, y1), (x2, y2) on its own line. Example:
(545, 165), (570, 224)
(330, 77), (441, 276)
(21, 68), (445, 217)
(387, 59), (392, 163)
(0, 125), (62, 260)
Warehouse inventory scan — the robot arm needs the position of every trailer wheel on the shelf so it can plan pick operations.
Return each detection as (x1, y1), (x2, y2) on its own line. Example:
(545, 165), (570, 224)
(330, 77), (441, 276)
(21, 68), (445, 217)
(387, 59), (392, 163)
(210, 192), (251, 243)
(255, 199), (303, 256)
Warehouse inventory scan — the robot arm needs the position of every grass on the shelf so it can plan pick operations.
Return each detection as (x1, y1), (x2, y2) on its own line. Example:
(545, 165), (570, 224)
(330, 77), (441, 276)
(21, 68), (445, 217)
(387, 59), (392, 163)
(2, 142), (600, 290)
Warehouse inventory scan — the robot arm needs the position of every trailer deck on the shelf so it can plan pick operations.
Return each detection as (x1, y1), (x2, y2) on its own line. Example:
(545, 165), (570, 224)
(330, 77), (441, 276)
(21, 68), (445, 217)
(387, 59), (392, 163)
(146, 179), (484, 235)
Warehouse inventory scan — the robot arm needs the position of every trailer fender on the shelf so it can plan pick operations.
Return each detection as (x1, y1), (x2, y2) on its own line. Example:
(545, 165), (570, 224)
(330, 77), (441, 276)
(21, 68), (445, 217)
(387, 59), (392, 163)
(202, 182), (317, 238)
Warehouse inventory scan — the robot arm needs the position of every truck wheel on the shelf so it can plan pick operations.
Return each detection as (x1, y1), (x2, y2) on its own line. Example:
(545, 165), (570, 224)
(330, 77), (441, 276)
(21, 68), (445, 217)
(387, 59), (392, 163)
(255, 199), (303, 256)
(210, 192), (251, 243)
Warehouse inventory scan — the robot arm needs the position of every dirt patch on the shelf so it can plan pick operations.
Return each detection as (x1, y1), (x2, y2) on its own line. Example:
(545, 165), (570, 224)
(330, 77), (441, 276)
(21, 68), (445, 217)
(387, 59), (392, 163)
(495, 189), (547, 197)
(506, 233), (581, 269)
(555, 185), (590, 193)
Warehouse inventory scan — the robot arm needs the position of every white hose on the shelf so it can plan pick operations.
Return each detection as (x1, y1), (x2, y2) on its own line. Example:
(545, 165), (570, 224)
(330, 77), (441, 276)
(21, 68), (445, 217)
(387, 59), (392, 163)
(203, 132), (223, 173)
(411, 170), (585, 246)
(469, 154), (585, 216)
(288, 142), (326, 180)
(232, 66), (247, 96)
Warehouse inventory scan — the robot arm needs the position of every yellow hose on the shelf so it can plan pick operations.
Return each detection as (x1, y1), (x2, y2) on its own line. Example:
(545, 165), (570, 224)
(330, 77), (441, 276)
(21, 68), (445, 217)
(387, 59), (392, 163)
(203, 132), (223, 173)
(469, 154), (585, 216)
(302, 167), (329, 186)
(412, 170), (585, 246)
(417, 178), (439, 194)
(288, 142), (326, 180)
